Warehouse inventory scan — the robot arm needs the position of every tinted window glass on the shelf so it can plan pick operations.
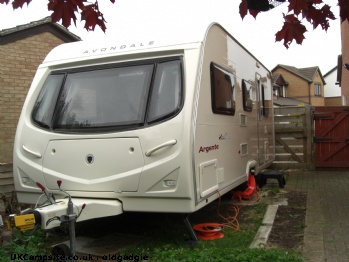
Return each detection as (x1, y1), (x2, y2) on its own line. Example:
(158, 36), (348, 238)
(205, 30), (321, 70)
(53, 65), (153, 129)
(210, 63), (235, 115)
(260, 84), (268, 117)
(148, 60), (182, 123)
(32, 74), (64, 128)
(31, 58), (183, 132)
(242, 80), (253, 112)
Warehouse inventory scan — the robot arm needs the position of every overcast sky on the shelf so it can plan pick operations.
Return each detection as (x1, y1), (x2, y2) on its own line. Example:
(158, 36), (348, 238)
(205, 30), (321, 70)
(0, 0), (341, 74)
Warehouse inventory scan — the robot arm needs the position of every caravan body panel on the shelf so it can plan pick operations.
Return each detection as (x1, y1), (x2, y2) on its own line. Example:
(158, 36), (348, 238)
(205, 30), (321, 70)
(13, 23), (274, 217)
(193, 25), (274, 204)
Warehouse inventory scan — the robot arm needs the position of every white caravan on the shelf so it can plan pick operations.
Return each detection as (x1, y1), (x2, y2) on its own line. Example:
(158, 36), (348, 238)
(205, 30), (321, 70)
(13, 23), (275, 229)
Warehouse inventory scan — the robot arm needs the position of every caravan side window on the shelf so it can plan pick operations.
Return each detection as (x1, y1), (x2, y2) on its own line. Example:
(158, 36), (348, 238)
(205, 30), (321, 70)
(210, 63), (235, 116)
(242, 80), (253, 112)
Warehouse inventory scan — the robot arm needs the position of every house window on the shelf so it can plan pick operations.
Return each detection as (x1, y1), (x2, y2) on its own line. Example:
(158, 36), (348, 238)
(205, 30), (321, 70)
(273, 88), (278, 97)
(314, 83), (322, 96)
(282, 86), (286, 97)
(273, 86), (283, 98)
(210, 63), (235, 115)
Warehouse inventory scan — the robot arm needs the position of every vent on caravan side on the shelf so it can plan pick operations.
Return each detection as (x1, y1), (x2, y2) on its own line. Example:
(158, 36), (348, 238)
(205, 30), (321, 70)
(240, 143), (248, 156)
(240, 114), (247, 126)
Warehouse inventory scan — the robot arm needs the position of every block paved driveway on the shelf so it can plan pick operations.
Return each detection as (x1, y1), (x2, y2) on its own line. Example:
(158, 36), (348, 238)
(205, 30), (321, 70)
(286, 170), (349, 262)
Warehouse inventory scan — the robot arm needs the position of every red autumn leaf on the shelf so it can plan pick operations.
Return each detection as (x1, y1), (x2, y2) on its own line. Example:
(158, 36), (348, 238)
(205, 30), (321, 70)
(288, 0), (309, 16)
(12, 0), (31, 9)
(81, 2), (107, 32)
(339, 0), (349, 22)
(48, 0), (79, 28)
(239, 0), (248, 20)
(249, 8), (260, 19)
(70, 0), (86, 10)
(1, 0), (347, 48)
(275, 14), (307, 48)
(239, 0), (260, 20)
(303, 4), (335, 30)
(308, 0), (323, 4)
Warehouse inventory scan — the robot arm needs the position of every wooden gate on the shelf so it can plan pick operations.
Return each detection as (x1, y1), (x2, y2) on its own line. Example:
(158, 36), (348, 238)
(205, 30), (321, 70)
(314, 107), (349, 168)
(272, 107), (313, 170)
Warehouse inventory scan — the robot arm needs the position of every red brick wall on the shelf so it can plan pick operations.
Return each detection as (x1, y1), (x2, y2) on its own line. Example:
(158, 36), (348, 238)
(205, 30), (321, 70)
(0, 32), (65, 164)
(325, 97), (342, 106)
(310, 71), (325, 106)
(341, 20), (349, 104)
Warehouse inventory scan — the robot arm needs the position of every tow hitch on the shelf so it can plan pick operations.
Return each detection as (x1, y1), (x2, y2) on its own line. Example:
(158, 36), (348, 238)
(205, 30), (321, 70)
(6, 180), (83, 256)
(6, 180), (123, 256)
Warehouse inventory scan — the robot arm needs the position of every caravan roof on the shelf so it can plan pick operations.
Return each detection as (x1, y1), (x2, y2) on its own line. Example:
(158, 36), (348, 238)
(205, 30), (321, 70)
(43, 20), (215, 64)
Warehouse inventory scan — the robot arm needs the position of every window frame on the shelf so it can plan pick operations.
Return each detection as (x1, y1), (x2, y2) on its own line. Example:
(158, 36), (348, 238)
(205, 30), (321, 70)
(32, 74), (65, 129)
(32, 57), (184, 133)
(242, 79), (253, 112)
(210, 62), (236, 116)
(147, 60), (183, 124)
(314, 83), (322, 96)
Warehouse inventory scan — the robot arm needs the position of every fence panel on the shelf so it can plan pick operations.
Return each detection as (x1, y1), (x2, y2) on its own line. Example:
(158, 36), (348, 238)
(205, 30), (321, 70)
(271, 106), (314, 170)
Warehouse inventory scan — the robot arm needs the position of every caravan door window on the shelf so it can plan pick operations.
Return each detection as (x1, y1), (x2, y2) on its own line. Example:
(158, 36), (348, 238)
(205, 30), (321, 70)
(260, 84), (269, 117)
(242, 80), (253, 112)
(210, 63), (235, 115)
(32, 58), (183, 132)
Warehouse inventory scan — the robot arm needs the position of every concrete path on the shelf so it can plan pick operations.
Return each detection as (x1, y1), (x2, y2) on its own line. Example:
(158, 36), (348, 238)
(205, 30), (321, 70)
(286, 170), (349, 262)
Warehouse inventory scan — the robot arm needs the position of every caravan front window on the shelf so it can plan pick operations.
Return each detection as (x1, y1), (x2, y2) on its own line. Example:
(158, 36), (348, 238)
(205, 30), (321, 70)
(32, 75), (64, 128)
(32, 58), (183, 132)
(148, 60), (182, 123)
(53, 65), (153, 129)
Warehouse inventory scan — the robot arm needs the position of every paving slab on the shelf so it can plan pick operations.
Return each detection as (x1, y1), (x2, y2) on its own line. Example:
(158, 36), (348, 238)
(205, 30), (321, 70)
(250, 198), (288, 248)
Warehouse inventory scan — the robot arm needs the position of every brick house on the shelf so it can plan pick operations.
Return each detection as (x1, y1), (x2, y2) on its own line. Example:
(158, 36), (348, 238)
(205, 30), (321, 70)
(271, 65), (326, 106)
(272, 73), (311, 107)
(0, 17), (80, 166)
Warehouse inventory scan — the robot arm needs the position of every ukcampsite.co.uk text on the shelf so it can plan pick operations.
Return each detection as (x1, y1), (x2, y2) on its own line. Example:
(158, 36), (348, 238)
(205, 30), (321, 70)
(10, 253), (149, 261)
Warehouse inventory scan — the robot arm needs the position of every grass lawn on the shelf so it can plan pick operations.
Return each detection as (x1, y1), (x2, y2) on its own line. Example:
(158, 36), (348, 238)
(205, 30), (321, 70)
(0, 192), (303, 261)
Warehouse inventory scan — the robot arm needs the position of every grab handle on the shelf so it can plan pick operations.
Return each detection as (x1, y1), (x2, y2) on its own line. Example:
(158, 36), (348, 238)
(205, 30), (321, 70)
(22, 145), (42, 158)
(145, 140), (177, 157)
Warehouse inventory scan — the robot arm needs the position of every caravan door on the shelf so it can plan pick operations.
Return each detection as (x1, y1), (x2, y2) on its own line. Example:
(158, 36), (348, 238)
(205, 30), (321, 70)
(256, 74), (271, 167)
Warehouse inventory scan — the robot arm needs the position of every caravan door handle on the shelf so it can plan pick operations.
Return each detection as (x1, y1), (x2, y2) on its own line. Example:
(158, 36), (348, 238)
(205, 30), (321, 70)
(22, 145), (42, 158)
(145, 140), (177, 157)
